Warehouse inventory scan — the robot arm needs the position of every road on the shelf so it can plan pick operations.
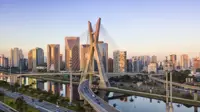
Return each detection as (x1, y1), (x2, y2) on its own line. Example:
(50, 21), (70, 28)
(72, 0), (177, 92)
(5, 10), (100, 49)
(0, 88), (74, 112)
(0, 101), (18, 112)
(149, 76), (200, 91)
(78, 80), (119, 112)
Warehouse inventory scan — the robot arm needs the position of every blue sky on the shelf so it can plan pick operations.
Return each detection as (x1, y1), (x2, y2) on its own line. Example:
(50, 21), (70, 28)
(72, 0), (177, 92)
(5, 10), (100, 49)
(0, 0), (200, 60)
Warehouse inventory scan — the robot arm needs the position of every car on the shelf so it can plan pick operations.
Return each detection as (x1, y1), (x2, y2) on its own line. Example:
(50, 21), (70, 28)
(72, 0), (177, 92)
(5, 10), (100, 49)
(92, 94), (95, 97)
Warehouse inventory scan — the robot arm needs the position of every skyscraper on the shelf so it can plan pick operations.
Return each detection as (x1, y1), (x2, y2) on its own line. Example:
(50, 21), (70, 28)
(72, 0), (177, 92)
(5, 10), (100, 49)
(193, 57), (200, 70)
(31, 48), (44, 72)
(94, 41), (108, 72)
(60, 54), (65, 70)
(127, 59), (132, 72)
(151, 55), (157, 63)
(28, 49), (33, 71)
(0, 54), (4, 67)
(47, 44), (60, 72)
(180, 54), (189, 70)
(10, 48), (23, 67)
(65, 37), (80, 71)
(170, 54), (177, 69)
(132, 56), (143, 72)
(108, 58), (113, 72)
(80, 44), (90, 71)
(113, 50), (127, 73)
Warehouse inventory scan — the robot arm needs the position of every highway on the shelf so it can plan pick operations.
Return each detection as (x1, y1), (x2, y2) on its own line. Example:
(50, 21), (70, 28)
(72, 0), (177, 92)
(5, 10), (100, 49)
(149, 76), (200, 91)
(0, 88), (73, 112)
(0, 101), (18, 112)
(78, 79), (119, 112)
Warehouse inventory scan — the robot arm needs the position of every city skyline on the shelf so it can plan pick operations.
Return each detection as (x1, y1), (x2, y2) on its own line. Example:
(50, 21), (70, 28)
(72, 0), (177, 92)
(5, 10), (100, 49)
(1, 0), (200, 60)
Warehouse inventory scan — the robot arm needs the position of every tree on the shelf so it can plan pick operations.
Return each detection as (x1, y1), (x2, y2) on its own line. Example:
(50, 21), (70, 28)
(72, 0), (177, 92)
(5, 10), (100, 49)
(15, 96), (27, 112)
(196, 68), (200, 72)
(0, 91), (4, 101)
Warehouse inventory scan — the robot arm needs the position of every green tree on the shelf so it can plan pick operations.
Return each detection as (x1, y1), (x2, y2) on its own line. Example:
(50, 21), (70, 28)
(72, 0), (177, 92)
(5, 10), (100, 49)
(196, 68), (200, 72)
(15, 96), (27, 112)
(0, 91), (4, 102)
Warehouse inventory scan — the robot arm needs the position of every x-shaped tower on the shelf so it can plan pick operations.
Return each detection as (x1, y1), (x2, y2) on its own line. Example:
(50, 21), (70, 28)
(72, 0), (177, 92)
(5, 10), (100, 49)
(81, 18), (110, 88)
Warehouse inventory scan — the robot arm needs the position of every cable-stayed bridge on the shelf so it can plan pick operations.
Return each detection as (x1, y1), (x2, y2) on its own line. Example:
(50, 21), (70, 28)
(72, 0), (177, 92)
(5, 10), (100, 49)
(1, 18), (200, 112)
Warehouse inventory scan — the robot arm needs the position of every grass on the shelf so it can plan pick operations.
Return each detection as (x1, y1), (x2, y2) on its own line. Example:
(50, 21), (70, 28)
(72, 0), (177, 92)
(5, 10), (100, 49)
(1, 96), (40, 112)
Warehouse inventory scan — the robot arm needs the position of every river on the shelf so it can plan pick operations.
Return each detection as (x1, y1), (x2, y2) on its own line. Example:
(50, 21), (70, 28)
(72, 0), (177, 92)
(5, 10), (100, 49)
(108, 92), (199, 112)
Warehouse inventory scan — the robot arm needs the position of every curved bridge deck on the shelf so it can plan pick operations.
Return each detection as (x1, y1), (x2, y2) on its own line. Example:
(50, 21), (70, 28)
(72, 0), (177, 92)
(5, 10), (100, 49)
(78, 80), (119, 112)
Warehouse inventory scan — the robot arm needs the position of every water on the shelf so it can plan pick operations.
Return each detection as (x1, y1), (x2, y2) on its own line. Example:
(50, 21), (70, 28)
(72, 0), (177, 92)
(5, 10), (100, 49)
(108, 93), (199, 112)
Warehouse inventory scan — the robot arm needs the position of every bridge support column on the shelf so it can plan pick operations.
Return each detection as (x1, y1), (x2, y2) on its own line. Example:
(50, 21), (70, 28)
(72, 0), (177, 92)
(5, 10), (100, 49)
(89, 73), (93, 87)
(194, 106), (198, 112)
(193, 90), (198, 101)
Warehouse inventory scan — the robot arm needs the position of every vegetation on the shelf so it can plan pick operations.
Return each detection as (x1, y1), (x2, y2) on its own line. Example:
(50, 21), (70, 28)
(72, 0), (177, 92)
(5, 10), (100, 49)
(109, 75), (148, 83)
(0, 80), (83, 111)
(0, 93), (39, 112)
(166, 70), (191, 83)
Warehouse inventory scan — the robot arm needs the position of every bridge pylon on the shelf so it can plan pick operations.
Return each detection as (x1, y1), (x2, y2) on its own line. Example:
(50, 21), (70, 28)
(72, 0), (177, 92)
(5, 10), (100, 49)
(80, 18), (110, 89)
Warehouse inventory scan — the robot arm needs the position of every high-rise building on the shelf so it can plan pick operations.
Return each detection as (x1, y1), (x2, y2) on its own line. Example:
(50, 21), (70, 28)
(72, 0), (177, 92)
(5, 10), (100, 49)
(193, 57), (200, 70)
(32, 48), (44, 72)
(108, 58), (113, 72)
(180, 54), (189, 70)
(4, 57), (8, 68)
(94, 41), (108, 72)
(28, 48), (44, 72)
(60, 54), (65, 70)
(169, 54), (177, 69)
(47, 44), (60, 72)
(80, 44), (90, 71)
(10, 48), (23, 67)
(113, 50), (127, 73)
(151, 55), (157, 63)
(148, 63), (157, 74)
(28, 49), (33, 71)
(0, 54), (4, 67)
(65, 37), (80, 71)
(132, 56), (144, 72)
(127, 59), (132, 72)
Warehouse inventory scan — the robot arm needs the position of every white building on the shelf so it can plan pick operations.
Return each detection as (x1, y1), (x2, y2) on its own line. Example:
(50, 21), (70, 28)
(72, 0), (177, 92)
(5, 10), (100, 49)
(113, 50), (127, 73)
(148, 63), (157, 74)
(10, 48), (24, 67)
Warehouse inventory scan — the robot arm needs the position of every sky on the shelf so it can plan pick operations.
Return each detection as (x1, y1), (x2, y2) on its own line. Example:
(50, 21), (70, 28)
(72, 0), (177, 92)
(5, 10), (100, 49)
(0, 0), (200, 61)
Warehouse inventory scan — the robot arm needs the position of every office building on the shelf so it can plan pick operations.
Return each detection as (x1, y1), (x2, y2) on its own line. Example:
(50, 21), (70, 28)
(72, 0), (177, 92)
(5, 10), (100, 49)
(47, 44), (60, 72)
(180, 54), (189, 70)
(65, 37), (80, 71)
(193, 57), (200, 70)
(94, 41), (108, 72)
(108, 58), (113, 72)
(28, 48), (44, 72)
(4, 57), (8, 68)
(132, 56), (143, 72)
(163, 57), (173, 71)
(19, 58), (28, 71)
(113, 50), (127, 73)
(10, 48), (24, 67)
(127, 59), (132, 72)
(169, 54), (177, 69)
(80, 44), (90, 71)
(148, 63), (157, 73)
(0, 54), (4, 67)
(28, 49), (33, 71)
(151, 55), (157, 63)
(60, 54), (65, 70)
